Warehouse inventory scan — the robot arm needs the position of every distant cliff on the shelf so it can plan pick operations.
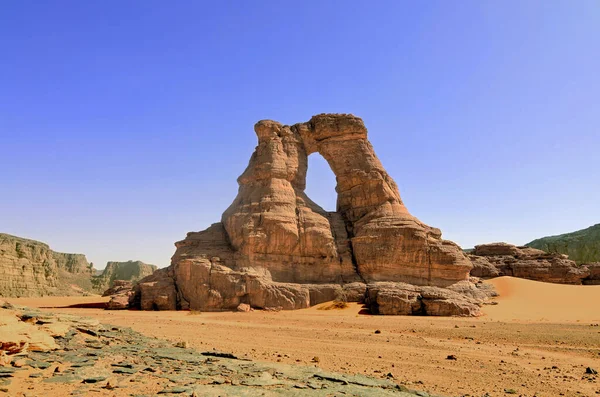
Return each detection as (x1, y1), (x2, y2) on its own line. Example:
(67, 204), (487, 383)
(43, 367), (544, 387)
(92, 260), (157, 293)
(0, 233), (95, 297)
(526, 223), (600, 264)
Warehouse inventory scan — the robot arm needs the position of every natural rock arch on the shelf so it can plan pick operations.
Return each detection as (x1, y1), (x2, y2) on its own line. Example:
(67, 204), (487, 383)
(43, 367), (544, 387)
(129, 114), (486, 316)
(221, 114), (471, 286)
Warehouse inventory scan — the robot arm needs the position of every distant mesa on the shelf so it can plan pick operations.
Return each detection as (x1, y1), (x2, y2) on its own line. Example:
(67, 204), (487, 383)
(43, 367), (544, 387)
(111, 113), (494, 316)
(92, 260), (157, 294)
(0, 233), (158, 298)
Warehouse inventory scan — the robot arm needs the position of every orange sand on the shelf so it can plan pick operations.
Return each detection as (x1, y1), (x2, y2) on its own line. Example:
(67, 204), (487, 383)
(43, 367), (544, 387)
(6, 277), (600, 396)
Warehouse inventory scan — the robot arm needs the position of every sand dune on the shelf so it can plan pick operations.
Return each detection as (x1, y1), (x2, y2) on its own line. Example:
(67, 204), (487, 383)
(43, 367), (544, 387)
(484, 276), (600, 322)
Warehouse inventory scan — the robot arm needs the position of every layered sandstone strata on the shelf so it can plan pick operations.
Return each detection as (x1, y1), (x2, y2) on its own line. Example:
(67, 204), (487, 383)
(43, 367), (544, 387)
(468, 243), (590, 284)
(0, 233), (95, 297)
(116, 114), (486, 315)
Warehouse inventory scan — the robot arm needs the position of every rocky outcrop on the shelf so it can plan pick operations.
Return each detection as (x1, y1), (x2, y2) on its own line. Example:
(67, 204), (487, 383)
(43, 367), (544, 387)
(469, 254), (501, 278)
(117, 114), (489, 316)
(468, 243), (590, 284)
(0, 303), (432, 396)
(582, 263), (600, 285)
(0, 233), (95, 297)
(93, 260), (157, 294)
(366, 280), (492, 316)
(526, 223), (600, 264)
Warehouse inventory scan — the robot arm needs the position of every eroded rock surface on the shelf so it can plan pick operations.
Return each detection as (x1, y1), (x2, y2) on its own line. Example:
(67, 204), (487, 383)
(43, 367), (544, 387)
(0, 233), (95, 297)
(117, 114), (487, 316)
(582, 263), (600, 285)
(0, 303), (440, 396)
(469, 243), (590, 284)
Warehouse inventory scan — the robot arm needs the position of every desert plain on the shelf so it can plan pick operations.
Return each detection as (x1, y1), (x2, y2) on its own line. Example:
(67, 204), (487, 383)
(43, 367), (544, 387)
(4, 276), (600, 397)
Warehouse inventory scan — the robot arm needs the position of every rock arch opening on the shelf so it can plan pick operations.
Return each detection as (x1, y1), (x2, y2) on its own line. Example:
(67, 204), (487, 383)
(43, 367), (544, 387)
(305, 154), (338, 212)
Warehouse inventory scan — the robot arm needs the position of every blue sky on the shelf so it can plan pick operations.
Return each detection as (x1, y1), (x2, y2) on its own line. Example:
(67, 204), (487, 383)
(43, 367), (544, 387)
(1, 1), (598, 269)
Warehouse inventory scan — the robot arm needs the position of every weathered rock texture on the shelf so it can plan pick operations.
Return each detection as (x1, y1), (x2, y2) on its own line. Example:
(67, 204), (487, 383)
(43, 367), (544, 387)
(93, 260), (157, 293)
(468, 243), (590, 284)
(366, 279), (493, 317)
(582, 262), (600, 285)
(0, 302), (433, 396)
(526, 223), (600, 264)
(0, 233), (95, 297)
(123, 114), (487, 316)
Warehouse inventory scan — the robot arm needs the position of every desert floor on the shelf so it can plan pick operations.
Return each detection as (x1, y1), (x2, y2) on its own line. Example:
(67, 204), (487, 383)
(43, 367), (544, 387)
(7, 276), (600, 397)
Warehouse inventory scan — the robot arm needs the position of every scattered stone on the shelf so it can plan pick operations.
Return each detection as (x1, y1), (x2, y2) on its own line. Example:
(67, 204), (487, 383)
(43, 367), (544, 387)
(112, 367), (137, 375)
(200, 351), (238, 359)
(27, 360), (53, 370)
(82, 376), (107, 383)
(43, 375), (81, 384)
(158, 387), (191, 394)
(102, 381), (116, 390)
(586, 367), (598, 375)
(374, 329), (382, 334)
(446, 355), (457, 360)
(111, 362), (133, 368)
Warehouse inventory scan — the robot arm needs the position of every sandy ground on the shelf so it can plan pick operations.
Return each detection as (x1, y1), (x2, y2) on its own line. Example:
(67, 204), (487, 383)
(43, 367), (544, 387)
(6, 277), (600, 397)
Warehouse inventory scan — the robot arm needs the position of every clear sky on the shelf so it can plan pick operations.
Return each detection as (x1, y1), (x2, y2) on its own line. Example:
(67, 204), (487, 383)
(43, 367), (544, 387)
(1, 1), (599, 269)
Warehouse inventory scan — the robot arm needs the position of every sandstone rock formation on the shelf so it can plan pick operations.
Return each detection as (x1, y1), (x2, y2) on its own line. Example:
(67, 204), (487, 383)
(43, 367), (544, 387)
(93, 260), (157, 294)
(0, 233), (95, 297)
(366, 280), (492, 316)
(582, 262), (600, 285)
(119, 114), (489, 316)
(468, 243), (590, 284)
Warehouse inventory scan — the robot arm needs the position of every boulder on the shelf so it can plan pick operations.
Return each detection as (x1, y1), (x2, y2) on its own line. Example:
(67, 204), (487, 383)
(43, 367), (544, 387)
(102, 280), (134, 297)
(106, 293), (132, 310)
(469, 255), (500, 278)
(582, 263), (600, 285)
(366, 282), (483, 316)
(0, 310), (59, 354)
(136, 268), (177, 311)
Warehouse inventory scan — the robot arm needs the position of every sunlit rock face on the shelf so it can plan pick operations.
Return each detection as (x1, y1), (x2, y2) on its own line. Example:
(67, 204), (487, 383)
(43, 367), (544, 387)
(0, 233), (95, 297)
(122, 114), (484, 316)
